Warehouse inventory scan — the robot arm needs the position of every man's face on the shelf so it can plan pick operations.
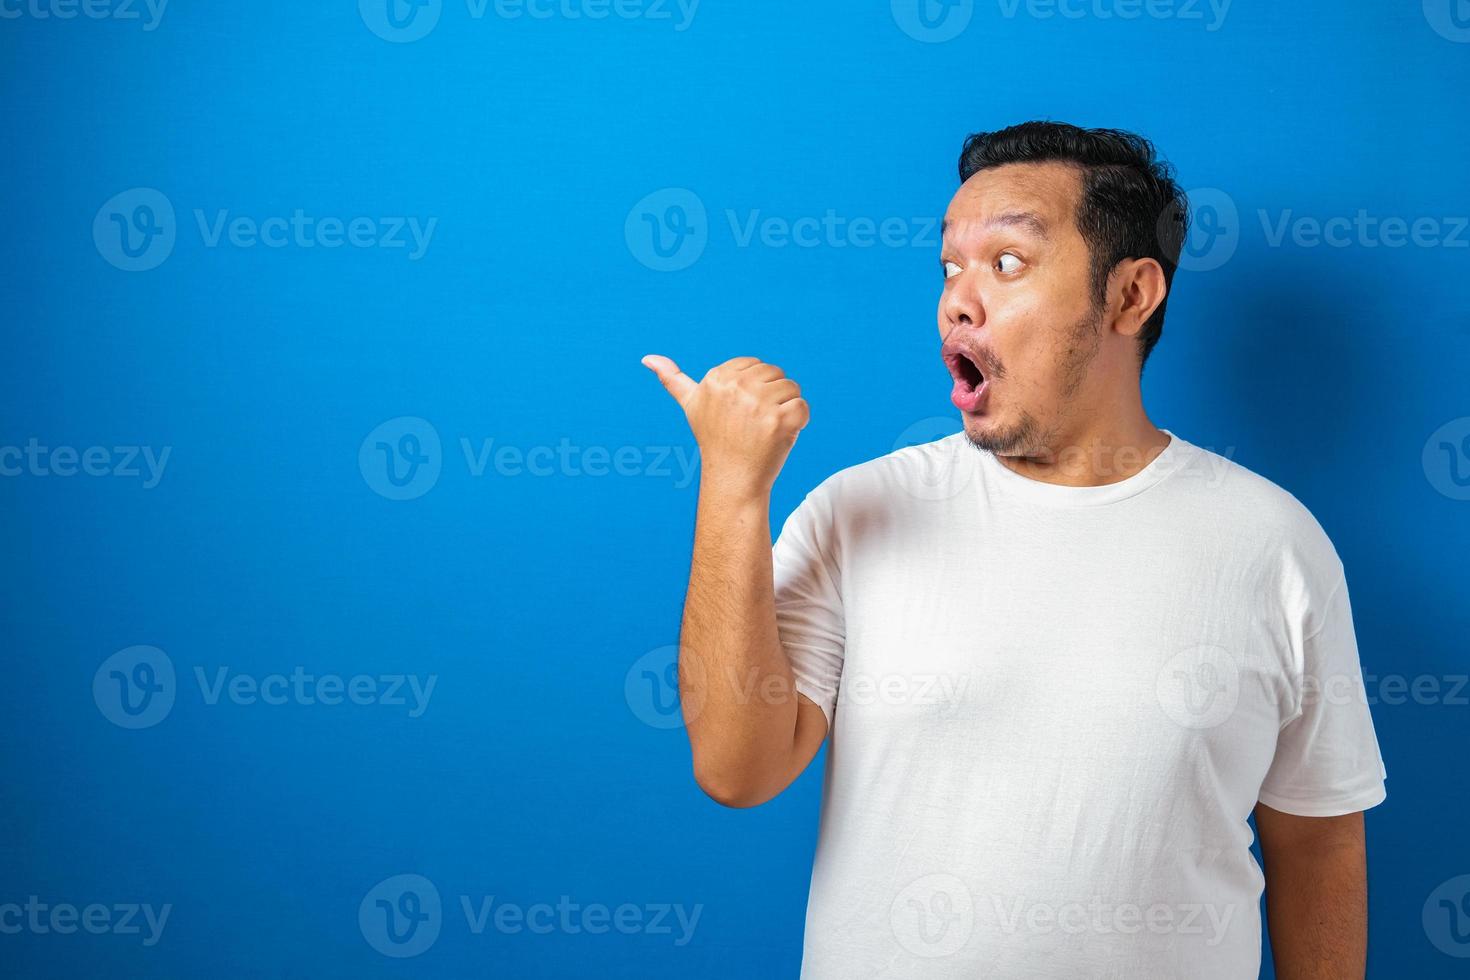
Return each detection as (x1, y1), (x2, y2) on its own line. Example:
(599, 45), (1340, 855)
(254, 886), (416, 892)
(938, 161), (1106, 456)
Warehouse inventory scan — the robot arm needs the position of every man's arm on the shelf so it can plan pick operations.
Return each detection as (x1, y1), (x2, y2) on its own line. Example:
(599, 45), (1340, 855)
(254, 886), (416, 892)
(643, 354), (828, 808)
(1255, 803), (1368, 979)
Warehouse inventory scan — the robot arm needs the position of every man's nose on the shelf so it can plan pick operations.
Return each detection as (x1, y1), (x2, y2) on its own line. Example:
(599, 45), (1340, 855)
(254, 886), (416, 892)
(942, 275), (984, 332)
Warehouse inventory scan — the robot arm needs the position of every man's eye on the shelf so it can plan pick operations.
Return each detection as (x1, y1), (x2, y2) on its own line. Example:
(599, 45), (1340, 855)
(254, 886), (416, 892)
(943, 260), (964, 279)
(996, 253), (1022, 274)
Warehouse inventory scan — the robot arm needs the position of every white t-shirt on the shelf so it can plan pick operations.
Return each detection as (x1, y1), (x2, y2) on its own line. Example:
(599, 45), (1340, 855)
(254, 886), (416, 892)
(772, 430), (1387, 979)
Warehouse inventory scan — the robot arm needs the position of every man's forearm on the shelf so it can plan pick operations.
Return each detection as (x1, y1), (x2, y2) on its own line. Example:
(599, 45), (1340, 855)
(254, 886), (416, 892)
(640, 353), (819, 806)
(1257, 806), (1368, 979)
(678, 480), (803, 804)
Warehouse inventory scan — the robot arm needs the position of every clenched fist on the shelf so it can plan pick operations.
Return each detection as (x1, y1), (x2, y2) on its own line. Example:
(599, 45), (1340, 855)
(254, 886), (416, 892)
(642, 354), (810, 497)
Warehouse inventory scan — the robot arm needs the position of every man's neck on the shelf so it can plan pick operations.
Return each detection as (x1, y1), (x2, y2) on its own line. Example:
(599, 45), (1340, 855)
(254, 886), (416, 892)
(996, 413), (1170, 488)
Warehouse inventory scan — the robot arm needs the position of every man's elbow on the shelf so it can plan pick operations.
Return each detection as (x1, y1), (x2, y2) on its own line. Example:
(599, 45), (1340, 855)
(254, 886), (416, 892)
(691, 761), (784, 809)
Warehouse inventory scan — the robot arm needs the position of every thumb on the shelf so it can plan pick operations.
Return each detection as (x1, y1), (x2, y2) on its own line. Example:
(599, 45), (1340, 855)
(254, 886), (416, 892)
(641, 354), (698, 407)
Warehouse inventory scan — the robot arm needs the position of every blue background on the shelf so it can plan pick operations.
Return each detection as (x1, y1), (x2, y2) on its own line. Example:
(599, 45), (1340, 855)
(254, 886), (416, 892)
(3, 0), (1469, 976)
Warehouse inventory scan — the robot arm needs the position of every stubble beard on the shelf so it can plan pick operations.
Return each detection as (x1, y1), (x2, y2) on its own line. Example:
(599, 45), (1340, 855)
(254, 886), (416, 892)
(961, 304), (1104, 459)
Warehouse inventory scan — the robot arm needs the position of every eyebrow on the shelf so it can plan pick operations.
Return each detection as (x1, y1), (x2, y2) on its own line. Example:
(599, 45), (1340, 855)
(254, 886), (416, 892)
(941, 211), (1052, 243)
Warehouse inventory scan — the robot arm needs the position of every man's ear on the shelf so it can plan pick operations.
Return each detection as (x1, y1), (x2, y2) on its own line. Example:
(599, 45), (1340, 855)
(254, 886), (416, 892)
(1108, 257), (1168, 340)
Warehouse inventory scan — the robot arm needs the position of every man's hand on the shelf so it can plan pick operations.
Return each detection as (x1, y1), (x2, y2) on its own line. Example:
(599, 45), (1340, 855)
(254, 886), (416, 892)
(639, 353), (826, 808)
(641, 355), (810, 497)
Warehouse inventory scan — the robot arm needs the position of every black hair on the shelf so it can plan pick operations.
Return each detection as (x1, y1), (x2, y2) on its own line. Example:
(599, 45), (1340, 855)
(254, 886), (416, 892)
(957, 121), (1188, 369)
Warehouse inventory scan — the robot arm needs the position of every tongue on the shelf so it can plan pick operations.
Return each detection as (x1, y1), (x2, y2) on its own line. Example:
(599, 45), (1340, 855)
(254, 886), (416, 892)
(951, 376), (987, 413)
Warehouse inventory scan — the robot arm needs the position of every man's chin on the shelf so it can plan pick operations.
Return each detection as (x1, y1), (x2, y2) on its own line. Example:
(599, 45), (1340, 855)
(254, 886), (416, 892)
(960, 412), (1035, 456)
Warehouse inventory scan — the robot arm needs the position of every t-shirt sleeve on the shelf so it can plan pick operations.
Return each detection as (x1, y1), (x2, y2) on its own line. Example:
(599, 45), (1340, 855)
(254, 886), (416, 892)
(771, 485), (846, 729)
(1257, 576), (1388, 817)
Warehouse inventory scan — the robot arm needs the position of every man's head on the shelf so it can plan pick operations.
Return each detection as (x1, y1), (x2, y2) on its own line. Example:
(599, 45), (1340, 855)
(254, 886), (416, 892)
(939, 121), (1187, 456)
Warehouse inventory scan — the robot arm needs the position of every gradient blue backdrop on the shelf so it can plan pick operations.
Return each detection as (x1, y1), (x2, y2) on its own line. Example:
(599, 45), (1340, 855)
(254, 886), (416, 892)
(3, 1), (1469, 976)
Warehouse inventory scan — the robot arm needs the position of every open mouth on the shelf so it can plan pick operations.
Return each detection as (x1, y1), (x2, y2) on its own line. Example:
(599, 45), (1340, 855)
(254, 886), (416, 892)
(942, 340), (990, 414)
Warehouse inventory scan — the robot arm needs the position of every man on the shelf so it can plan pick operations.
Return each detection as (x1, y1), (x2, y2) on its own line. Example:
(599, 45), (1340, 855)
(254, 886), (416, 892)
(641, 121), (1386, 979)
